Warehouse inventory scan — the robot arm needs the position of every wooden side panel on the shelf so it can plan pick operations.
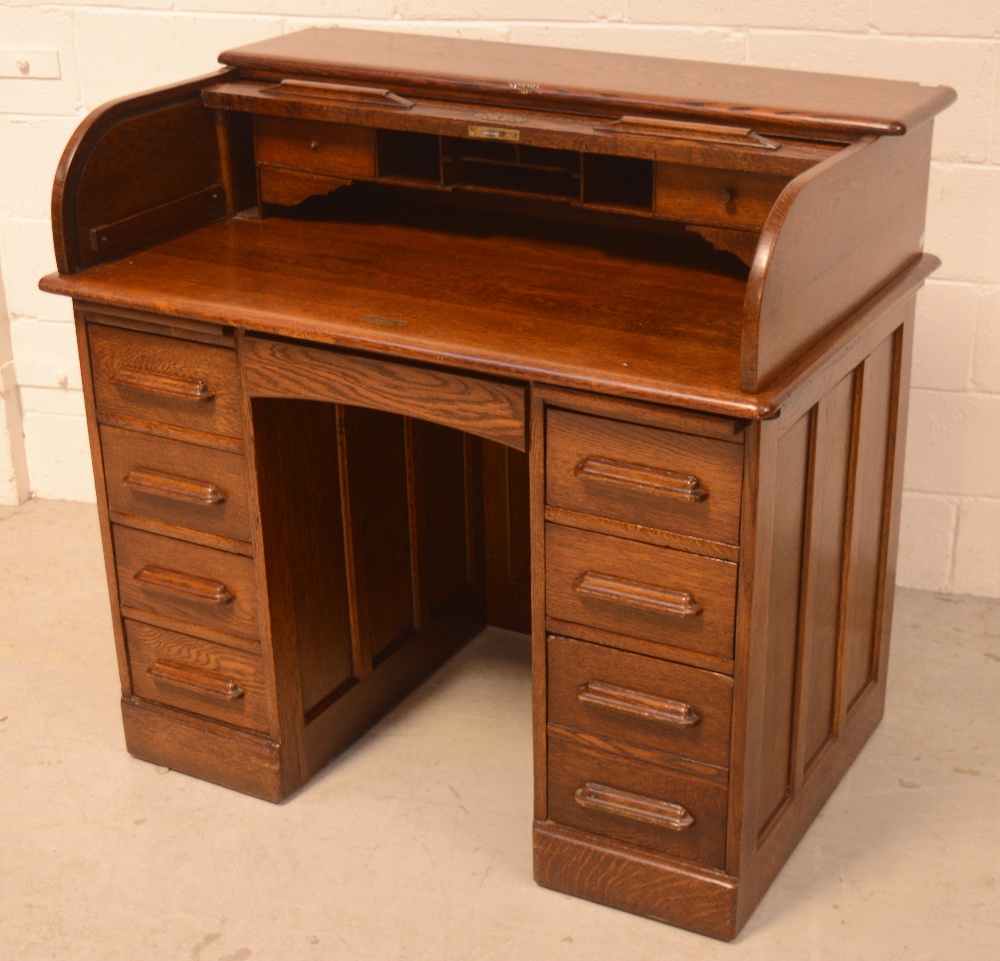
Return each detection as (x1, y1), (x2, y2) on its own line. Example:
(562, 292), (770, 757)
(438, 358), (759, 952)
(251, 399), (354, 719)
(482, 440), (532, 633)
(840, 336), (896, 715)
(744, 126), (931, 390)
(799, 374), (855, 771)
(342, 407), (414, 663)
(754, 411), (810, 836)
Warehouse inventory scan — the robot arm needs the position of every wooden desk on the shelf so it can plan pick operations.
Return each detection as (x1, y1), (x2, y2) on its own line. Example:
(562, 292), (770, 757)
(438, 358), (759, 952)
(41, 28), (953, 940)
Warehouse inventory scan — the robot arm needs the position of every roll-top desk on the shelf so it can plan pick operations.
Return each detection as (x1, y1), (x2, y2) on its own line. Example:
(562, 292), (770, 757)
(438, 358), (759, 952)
(41, 29), (954, 940)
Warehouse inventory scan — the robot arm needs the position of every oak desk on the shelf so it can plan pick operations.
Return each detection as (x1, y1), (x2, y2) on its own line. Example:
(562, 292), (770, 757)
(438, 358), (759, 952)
(42, 29), (954, 940)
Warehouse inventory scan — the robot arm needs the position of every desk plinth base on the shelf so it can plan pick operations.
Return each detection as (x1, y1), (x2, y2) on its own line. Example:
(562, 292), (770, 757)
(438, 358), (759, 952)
(534, 820), (740, 941)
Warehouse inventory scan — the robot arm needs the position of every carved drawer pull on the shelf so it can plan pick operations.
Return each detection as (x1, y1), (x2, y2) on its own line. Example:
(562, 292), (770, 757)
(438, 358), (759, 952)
(577, 680), (700, 727)
(123, 468), (226, 507)
(573, 571), (703, 617)
(574, 456), (708, 502)
(134, 566), (234, 604)
(606, 116), (779, 150)
(147, 659), (244, 701)
(575, 782), (695, 831)
(111, 367), (215, 402)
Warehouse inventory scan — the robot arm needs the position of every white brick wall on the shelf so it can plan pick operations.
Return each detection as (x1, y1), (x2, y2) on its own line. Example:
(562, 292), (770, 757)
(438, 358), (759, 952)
(0, 2), (997, 598)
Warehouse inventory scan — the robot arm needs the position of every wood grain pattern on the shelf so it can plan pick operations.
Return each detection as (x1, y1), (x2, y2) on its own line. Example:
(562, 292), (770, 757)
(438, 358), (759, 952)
(101, 424), (251, 543)
(125, 618), (269, 733)
(114, 525), (259, 639)
(243, 335), (527, 451)
(655, 163), (788, 230)
(89, 322), (243, 441)
(546, 524), (737, 660)
(254, 115), (376, 178)
(547, 634), (732, 768)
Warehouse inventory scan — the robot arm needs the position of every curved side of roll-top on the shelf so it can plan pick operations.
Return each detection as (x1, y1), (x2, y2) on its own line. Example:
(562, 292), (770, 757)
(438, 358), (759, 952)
(741, 123), (935, 393)
(50, 69), (234, 275)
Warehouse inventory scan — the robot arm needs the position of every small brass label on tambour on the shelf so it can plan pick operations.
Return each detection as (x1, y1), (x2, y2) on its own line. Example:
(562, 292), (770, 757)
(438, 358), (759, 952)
(467, 124), (520, 142)
(361, 314), (407, 328)
(508, 82), (541, 93)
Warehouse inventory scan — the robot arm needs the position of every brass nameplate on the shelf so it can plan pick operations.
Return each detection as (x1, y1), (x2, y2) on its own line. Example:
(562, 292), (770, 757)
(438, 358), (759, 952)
(361, 314), (407, 328)
(467, 125), (520, 142)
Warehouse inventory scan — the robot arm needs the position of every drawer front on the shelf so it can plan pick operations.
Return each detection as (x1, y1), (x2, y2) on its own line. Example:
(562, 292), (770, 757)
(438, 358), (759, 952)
(547, 730), (727, 869)
(654, 163), (789, 230)
(101, 425), (251, 542)
(114, 526), (259, 640)
(255, 116), (376, 179)
(547, 635), (732, 768)
(546, 524), (737, 660)
(89, 323), (243, 440)
(546, 409), (743, 546)
(125, 619), (269, 733)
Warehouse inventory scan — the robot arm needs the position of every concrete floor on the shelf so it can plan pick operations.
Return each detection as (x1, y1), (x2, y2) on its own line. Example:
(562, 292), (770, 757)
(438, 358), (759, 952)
(1, 498), (998, 960)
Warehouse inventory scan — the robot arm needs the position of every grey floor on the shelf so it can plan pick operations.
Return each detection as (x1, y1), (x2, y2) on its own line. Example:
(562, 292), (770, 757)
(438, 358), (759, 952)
(1, 499), (997, 960)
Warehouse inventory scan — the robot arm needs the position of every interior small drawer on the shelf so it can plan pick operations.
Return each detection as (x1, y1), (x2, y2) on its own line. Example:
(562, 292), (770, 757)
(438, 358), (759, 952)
(546, 408), (743, 546)
(125, 619), (269, 733)
(654, 163), (789, 230)
(546, 524), (737, 660)
(547, 728), (728, 869)
(113, 526), (259, 640)
(254, 115), (376, 180)
(547, 634), (732, 769)
(88, 322), (243, 441)
(101, 425), (251, 543)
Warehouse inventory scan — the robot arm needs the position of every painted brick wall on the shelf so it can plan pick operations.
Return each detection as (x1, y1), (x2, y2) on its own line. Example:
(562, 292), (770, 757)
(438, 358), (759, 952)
(1, 2), (997, 597)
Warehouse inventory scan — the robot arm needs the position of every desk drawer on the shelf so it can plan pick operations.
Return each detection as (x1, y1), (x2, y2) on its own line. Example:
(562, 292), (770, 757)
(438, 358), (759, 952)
(101, 425), (251, 542)
(125, 619), (269, 734)
(546, 524), (736, 660)
(114, 526), (259, 640)
(89, 324), (243, 441)
(546, 409), (743, 545)
(654, 163), (788, 230)
(547, 728), (727, 869)
(547, 635), (731, 769)
(255, 116), (376, 179)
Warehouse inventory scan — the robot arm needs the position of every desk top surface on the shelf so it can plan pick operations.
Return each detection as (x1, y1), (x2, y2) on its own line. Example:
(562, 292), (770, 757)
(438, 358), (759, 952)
(220, 27), (956, 138)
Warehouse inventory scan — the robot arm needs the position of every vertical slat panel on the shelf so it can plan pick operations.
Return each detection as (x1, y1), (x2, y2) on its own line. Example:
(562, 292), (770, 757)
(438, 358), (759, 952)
(840, 336), (895, 716)
(251, 399), (354, 720)
(342, 407), (414, 664)
(755, 411), (811, 837)
(797, 374), (855, 776)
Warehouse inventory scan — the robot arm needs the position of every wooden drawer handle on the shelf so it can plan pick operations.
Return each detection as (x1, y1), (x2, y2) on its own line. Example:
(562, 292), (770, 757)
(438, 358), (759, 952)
(147, 659), (244, 701)
(574, 456), (708, 502)
(606, 116), (779, 150)
(573, 571), (702, 617)
(271, 79), (414, 109)
(575, 782), (695, 831)
(112, 367), (215, 402)
(134, 566), (234, 605)
(123, 468), (226, 507)
(577, 680), (700, 727)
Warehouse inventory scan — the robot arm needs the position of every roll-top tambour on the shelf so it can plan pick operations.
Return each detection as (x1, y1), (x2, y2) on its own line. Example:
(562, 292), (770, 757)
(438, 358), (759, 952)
(547, 635), (732, 768)
(546, 409), (743, 546)
(88, 323), (243, 441)
(113, 526), (259, 639)
(546, 524), (737, 660)
(100, 424), (251, 542)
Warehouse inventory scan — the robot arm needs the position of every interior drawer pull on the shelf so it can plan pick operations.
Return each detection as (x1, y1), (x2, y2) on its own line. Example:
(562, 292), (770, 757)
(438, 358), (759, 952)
(574, 456), (708, 502)
(123, 467), (226, 506)
(606, 115), (779, 150)
(112, 367), (215, 402)
(147, 659), (244, 701)
(575, 782), (695, 831)
(577, 680), (701, 727)
(271, 78), (414, 109)
(573, 571), (702, 617)
(134, 566), (234, 605)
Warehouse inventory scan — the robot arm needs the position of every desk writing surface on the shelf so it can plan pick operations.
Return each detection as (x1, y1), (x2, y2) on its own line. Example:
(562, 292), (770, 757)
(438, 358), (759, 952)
(46, 188), (750, 415)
